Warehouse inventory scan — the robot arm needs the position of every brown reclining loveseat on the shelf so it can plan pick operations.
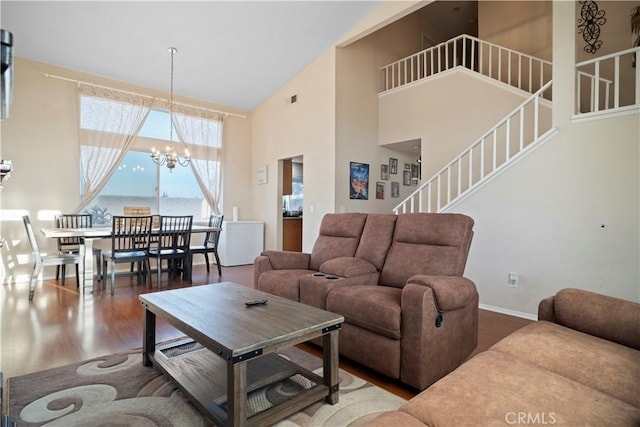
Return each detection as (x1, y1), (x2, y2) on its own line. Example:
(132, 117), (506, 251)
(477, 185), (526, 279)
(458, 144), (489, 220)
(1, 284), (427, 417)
(254, 212), (477, 390)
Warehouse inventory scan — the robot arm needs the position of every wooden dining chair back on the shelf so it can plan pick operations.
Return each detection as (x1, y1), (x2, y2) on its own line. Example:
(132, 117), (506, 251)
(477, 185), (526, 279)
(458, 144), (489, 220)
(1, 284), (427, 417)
(190, 214), (224, 275)
(149, 215), (193, 289)
(55, 213), (90, 250)
(102, 215), (153, 296)
(55, 213), (103, 283)
(23, 215), (83, 301)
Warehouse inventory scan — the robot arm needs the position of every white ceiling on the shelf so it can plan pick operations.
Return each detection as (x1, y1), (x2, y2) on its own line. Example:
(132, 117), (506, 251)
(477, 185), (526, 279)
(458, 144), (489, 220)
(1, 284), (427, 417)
(1, 1), (381, 111)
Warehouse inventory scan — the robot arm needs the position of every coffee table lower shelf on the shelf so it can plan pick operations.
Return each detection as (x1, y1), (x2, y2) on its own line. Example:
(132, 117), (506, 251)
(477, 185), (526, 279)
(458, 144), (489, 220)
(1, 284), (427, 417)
(150, 339), (329, 426)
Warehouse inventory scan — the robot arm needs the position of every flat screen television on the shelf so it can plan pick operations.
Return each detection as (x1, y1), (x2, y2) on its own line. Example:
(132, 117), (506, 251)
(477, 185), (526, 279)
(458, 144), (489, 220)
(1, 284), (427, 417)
(1, 29), (14, 120)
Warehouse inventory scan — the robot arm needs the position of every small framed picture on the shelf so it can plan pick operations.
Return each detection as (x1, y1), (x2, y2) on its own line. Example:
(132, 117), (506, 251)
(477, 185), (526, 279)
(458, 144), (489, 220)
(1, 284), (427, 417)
(404, 163), (411, 170)
(376, 182), (384, 199)
(391, 182), (400, 198)
(256, 165), (268, 184)
(381, 164), (389, 180)
(389, 158), (398, 174)
(403, 170), (411, 186)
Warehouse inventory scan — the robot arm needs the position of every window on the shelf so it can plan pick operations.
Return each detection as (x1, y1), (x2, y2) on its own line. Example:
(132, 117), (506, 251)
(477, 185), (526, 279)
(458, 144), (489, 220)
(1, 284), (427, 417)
(81, 105), (214, 224)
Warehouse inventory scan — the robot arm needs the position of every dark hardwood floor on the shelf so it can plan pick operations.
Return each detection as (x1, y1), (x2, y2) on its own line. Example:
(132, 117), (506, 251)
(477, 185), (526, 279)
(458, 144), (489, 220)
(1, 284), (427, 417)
(1, 264), (532, 409)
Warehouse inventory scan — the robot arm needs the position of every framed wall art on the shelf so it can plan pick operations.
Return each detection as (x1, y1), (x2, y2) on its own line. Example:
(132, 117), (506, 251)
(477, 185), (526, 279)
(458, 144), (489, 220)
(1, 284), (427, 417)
(256, 164), (268, 184)
(350, 161), (369, 200)
(376, 182), (384, 199)
(412, 163), (421, 183)
(391, 182), (400, 198)
(403, 170), (411, 186)
(389, 158), (398, 174)
(381, 164), (389, 180)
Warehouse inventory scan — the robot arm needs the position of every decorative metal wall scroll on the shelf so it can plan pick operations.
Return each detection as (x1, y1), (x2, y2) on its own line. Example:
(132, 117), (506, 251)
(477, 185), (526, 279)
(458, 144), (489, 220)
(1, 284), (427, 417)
(577, 0), (607, 54)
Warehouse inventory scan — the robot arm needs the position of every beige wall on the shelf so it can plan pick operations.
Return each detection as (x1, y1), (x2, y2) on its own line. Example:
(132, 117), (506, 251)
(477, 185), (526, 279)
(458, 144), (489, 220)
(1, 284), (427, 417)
(455, 113), (640, 317)
(0, 57), (251, 283)
(379, 69), (533, 179)
(251, 49), (337, 252)
(334, 10), (424, 215)
(478, 1), (553, 61)
(338, 0), (427, 46)
(251, 1), (431, 249)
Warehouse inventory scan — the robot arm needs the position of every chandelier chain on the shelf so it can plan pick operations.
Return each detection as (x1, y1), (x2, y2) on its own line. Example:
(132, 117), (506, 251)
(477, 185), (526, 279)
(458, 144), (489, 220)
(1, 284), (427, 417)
(169, 46), (175, 141)
(150, 46), (190, 171)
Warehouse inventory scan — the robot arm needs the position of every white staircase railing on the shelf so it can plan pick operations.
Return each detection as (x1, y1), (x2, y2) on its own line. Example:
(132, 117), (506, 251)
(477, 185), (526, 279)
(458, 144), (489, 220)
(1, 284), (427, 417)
(393, 81), (554, 214)
(576, 46), (640, 116)
(380, 34), (552, 95)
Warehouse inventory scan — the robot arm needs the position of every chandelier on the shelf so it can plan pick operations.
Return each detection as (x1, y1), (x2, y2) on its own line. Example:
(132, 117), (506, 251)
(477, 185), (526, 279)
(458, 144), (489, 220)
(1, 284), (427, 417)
(151, 47), (190, 171)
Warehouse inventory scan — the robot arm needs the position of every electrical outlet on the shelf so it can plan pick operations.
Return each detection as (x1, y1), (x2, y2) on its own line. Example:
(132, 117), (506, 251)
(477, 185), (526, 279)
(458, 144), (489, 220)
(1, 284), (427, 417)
(508, 272), (519, 288)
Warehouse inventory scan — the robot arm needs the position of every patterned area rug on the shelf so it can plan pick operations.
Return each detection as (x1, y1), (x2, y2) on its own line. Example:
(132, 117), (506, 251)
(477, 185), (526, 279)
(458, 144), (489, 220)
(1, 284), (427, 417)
(7, 343), (405, 426)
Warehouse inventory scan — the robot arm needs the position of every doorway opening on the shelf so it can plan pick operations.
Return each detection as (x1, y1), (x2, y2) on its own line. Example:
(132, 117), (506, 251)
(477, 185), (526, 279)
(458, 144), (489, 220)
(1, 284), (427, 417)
(281, 156), (303, 251)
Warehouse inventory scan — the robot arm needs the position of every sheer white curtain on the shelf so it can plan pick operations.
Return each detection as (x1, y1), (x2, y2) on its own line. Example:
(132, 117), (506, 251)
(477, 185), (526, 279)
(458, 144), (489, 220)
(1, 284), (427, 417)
(171, 103), (225, 215)
(73, 84), (153, 212)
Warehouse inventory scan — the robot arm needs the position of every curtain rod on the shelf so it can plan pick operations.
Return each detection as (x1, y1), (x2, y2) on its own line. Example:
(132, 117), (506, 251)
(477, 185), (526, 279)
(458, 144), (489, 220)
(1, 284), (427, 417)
(43, 73), (247, 119)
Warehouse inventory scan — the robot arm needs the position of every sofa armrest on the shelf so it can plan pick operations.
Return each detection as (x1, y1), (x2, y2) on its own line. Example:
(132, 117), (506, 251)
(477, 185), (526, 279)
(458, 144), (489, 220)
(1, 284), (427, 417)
(253, 251), (311, 288)
(406, 275), (478, 312)
(541, 288), (640, 350)
(537, 296), (557, 322)
(260, 250), (311, 270)
(400, 277), (478, 389)
(253, 255), (272, 287)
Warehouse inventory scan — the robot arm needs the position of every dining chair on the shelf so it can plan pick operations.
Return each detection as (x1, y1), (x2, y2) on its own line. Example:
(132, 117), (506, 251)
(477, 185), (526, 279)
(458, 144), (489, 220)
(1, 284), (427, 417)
(23, 215), (83, 301)
(149, 215), (193, 289)
(122, 207), (159, 272)
(189, 214), (224, 276)
(55, 213), (102, 283)
(101, 215), (153, 296)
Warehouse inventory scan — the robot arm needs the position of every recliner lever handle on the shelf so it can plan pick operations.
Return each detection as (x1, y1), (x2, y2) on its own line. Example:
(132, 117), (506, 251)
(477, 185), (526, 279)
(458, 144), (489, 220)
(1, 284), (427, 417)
(435, 312), (443, 328)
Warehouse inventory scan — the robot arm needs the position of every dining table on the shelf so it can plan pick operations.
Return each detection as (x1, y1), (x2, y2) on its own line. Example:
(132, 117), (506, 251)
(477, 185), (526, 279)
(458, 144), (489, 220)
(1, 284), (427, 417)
(41, 224), (221, 294)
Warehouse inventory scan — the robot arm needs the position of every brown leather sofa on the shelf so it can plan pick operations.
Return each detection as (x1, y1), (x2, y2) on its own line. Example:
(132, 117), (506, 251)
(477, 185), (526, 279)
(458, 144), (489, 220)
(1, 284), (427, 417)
(367, 289), (640, 426)
(254, 212), (477, 390)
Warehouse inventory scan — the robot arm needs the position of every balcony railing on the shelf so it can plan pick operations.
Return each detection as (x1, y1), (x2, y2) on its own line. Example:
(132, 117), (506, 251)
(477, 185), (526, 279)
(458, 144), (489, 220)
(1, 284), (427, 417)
(393, 81), (554, 214)
(576, 46), (640, 116)
(380, 34), (552, 95)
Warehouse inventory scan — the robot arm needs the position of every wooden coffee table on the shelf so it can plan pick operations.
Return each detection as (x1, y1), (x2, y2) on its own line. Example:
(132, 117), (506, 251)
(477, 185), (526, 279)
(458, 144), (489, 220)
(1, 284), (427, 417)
(139, 282), (344, 427)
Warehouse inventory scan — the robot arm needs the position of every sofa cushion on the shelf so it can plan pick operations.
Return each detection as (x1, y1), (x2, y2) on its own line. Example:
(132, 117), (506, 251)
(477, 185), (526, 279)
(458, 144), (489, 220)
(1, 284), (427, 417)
(256, 269), (315, 301)
(380, 213), (474, 288)
(354, 214), (397, 270)
(299, 272), (380, 309)
(326, 285), (402, 340)
(490, 320), (640, 408)
(309, 213), (368, 271)
(319, 257), (377, 278)
(400, 350), (640, 426)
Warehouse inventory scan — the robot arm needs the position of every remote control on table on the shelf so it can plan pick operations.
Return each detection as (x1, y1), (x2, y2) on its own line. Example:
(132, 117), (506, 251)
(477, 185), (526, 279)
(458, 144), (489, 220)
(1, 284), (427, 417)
(245, 299), (268, 306)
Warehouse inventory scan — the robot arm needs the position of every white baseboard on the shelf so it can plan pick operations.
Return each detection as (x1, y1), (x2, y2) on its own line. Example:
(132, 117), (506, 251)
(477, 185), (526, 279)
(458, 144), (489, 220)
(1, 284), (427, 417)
(479, 303), (537, 321)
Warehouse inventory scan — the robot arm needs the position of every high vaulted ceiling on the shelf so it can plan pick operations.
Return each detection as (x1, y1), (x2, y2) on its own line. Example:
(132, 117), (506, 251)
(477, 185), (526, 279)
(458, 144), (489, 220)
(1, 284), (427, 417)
(1, 1), (381, 111)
